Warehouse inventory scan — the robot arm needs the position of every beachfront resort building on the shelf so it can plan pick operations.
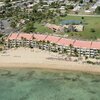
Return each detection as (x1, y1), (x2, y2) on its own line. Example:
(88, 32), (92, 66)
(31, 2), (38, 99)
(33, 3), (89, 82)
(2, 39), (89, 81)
(5, 33), (100, 57)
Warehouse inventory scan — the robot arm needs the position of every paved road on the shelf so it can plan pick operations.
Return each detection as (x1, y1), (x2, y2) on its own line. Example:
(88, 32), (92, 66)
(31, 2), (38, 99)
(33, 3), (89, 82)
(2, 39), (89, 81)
(68, 14), (100, 17)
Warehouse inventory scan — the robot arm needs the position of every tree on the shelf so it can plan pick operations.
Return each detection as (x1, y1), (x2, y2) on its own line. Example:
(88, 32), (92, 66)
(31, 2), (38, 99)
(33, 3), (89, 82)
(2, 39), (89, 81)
(89, 0), (93, 3)
(10, 21), (16, 28)
(29, 36), (36, 48)
(39, 0), (44, 6)
(23, 22), (35, 33)
(46, 40), (51, 51)
(74, 48), (78, 57)
(63, 48), (67, 54)
(0, 37), (5, 44)
(85, 56), (88, 60)
(4, 0), (10, 4)
(90, 28), (95, 32)
(81, 17), (84, 20)
(67, 5), (74, 9)
(69, 44), (73, 56)
(50, 2), (60, 8)
(8, 39), (11, 48)
(51, 43), (56, 52)
(79, 0), (83, 4)
(21, 37), (24, 47)
(81, 16), (85, 24)
(95, 6), (100, 14)
(0, 46), (3, 51)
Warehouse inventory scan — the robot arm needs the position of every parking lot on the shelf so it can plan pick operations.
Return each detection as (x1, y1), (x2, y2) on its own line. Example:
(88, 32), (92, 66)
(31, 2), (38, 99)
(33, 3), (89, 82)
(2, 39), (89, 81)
(0, 19), (18, 34)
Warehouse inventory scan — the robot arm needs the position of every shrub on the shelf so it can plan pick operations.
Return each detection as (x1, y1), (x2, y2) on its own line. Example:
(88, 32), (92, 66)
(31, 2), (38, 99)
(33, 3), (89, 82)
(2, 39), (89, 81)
(90, 28), (95, 32)
(67, 5), (74, 9)
(95, 6), (100, 14)
(87, 60), (95, 65)
(0, 48), (3, 51)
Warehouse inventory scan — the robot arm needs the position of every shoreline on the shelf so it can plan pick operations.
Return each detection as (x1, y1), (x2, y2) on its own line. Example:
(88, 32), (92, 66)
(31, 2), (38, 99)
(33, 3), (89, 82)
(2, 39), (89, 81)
(0, 48), (100, 74)
(0, 63), (100, 74)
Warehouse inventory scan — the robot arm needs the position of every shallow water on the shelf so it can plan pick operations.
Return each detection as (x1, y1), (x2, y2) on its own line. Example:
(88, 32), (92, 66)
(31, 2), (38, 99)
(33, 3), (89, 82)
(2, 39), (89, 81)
(0, 68), (100, 100)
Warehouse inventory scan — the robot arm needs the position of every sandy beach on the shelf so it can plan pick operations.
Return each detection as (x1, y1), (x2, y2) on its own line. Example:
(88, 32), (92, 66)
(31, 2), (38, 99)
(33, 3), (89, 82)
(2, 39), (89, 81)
(0, 47), (100, 74)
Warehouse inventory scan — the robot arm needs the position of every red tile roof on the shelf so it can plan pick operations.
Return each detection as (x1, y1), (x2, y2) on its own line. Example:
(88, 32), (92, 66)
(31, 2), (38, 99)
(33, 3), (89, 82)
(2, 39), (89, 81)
(34, 34), (48, 41)
(57, 38), (75, 46)
(91, 42), (100, 49)
(7, 33), (100, 50)
(74, 40), (91, 49)
(46, 23), (62, 30)
(8, 33), (18, 40)
(17, 33), (33, 40)
(45, 35), (61, 43)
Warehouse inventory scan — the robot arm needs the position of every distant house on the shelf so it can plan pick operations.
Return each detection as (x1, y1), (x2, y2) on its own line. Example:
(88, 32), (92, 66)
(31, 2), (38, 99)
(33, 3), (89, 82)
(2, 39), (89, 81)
(45, 23), (63, 32)
(0, 2), (4, 7)
(83, 0), (90, 3)
(73, 6), (81, 12)
(59, 6), (66, 14)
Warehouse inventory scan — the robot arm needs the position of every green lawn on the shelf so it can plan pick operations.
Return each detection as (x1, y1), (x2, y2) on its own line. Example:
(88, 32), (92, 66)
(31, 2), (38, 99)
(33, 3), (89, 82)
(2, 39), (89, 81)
(58, 16), (100, 40)
(34, 23), (53, 34)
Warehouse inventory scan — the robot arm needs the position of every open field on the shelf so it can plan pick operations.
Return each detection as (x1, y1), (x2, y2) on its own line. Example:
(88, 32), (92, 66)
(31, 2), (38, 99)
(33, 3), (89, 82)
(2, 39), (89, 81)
(34, 23), (53, 34)
(60, 16), (100, 40)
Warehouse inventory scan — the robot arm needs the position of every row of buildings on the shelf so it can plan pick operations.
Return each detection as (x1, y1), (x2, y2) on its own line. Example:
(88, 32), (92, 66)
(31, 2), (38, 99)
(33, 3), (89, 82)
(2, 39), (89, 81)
(5, 33), (100, 57)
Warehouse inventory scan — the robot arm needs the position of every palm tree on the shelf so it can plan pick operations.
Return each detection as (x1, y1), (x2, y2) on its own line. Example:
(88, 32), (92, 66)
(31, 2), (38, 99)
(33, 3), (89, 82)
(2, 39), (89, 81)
(8, 39), (11, 48)
(51, 43), (56, 52)
(57, 47), (61, 54)
(15, 39), (18, 48)
(31, 36), (36, 48)
(46, 40), (51, 51)
(63, 48), (68, 54)
(21, 37), (26, 47)
(23, 38), (27, 47)
(0, 37), (6, 49)
(42, 40), (46, 50)
(0, 37), (5, 44)
(81, 17), (85, 24)
(38, 40), (42, 49)
(74, 48), (78, 57)
(69, 44), (73, 56)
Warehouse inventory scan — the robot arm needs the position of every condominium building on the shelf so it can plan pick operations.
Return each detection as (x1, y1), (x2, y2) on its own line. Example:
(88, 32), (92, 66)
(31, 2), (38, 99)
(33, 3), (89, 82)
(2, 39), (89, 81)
(5, 33), (100, 57)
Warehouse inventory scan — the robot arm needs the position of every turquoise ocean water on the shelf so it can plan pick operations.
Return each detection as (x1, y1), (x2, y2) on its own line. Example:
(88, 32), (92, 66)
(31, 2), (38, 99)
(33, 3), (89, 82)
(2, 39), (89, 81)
(0, 68), (100, 100)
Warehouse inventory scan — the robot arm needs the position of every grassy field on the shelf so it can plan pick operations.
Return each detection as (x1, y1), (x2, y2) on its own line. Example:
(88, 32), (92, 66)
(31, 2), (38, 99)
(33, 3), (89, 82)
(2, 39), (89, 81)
(60, 16), (100, 40)
(34, 16), (100, 40)
(34, 23), (53, 34)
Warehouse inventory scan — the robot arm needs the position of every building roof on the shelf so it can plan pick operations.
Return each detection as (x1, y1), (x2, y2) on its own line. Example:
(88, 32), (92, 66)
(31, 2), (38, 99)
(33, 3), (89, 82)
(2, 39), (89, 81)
(57, 38), (75, 46)
(45, 35), (61, 43)
(16, 33), (33, 40)
(7, 33), (100, 50)
(34, 34), (48, 41)
(91, 42), (100, 49)
(45, 23), (62, 30)
(8, 33), (18, 40)
(73, 40), (92, 49)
